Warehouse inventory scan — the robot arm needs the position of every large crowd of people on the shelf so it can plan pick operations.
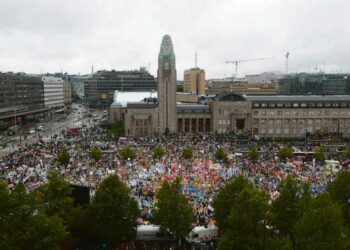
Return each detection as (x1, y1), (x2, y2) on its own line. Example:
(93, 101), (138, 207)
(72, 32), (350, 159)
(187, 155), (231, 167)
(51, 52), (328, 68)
(1, 120), (349, 226)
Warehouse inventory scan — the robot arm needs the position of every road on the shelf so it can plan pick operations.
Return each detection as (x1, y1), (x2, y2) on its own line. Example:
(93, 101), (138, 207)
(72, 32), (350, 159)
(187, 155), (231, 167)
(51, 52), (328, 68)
(0, 103), (104, 157)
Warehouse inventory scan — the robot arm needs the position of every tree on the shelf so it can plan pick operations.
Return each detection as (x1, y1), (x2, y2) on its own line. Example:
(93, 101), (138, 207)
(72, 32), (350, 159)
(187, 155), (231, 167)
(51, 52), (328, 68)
(344, 147), (350, 160)
(58, 149), (70, 165)
(270, 176), (311, 247)
(153, 177), (194, 245)
(120, 146), (136, 160)
(215, 147), (227, 161)
(212, 176), (253, 231)
(107, 120), (125, 136)
(293, 193), (350, 250)
(86, 175), (139, 248)
(182, 147), (193, 160)
(277, 146), (293, 160)
(0, 182), (67, 250)
(314, 146), (326, 162)
(90, 146), (103, 161)
(153, 144), (165, 160)
(33, 171), (75, 227)
(248, 147), (261, 161)
(328, 171), (350, 226)
(218, 186), (270, 250)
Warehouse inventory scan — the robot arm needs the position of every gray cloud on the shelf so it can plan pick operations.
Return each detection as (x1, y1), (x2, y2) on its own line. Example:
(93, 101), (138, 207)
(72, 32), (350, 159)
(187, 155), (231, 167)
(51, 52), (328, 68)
(0, 0), (349, 79)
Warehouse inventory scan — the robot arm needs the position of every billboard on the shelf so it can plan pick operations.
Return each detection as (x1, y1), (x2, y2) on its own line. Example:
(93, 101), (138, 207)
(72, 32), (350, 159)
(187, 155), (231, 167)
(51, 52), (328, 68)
(100, 93), (108, 100)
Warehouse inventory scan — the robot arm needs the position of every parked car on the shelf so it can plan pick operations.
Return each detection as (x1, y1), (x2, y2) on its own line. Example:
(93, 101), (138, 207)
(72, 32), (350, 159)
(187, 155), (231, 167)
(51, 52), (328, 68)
(36, 125), (43, 131)
(136, 225), (172, 242)
(187, 225), (219, 243)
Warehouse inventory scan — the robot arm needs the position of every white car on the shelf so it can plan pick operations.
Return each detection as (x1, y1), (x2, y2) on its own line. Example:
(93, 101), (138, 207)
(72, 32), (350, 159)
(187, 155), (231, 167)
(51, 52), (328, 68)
(187, 225), (219, 243)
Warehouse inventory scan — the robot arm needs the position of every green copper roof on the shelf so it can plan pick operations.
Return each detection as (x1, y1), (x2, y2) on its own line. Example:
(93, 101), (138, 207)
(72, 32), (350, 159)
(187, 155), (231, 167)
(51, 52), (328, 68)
(159, 34), (174, 57)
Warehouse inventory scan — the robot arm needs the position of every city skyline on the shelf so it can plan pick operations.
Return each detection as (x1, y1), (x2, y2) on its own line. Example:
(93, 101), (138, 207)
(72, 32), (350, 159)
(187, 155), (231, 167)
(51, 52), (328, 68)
(0, 0), (349, 79)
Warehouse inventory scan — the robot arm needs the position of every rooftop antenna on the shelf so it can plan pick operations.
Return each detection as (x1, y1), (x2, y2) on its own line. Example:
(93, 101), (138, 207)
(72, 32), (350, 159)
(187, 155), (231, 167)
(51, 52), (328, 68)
(195, 51), (197, 68)
(91, 65), (94, 76)
(285, 52), (290, 74)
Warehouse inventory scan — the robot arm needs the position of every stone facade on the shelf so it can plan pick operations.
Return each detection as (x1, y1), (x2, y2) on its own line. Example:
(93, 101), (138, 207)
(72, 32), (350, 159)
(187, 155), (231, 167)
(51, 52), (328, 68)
(211, 100), (252, 134)
(109, 35), (350, 139)
(157, 35), (177, 134)
(124, 105), (158, 136)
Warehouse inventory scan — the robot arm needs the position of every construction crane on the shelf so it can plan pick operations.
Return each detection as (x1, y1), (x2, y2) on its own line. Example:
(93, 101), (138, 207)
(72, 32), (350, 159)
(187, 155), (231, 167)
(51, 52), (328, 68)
(225, 57), (275, 79)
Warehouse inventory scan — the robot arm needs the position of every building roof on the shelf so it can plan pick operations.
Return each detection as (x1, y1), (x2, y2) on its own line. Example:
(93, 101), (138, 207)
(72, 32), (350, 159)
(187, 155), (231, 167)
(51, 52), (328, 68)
(214, 92), (247, 102)
(111, 91), (157, 108)
(246, 95), (350, 102)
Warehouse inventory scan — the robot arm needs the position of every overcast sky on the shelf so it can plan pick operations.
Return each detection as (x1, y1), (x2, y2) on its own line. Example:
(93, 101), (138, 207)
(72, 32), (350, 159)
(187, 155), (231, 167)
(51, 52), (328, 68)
(0, 0), (349, 79)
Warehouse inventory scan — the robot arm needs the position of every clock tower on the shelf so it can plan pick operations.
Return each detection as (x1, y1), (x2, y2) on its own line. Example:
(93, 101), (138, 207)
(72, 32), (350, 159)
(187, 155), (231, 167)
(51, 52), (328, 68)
(157, 35), (177, 134)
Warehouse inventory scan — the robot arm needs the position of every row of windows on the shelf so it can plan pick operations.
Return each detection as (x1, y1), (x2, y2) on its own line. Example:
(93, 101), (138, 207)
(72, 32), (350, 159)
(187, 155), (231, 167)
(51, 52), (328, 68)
(253, 110), (350, 116)
(259, 127), (350, 135)
(253, 118), (350, 126)
(218, 119), (231, 125)
(253, 102), (350, 108)
(218, 107), (247, 115)
(217, 128), (227, 133)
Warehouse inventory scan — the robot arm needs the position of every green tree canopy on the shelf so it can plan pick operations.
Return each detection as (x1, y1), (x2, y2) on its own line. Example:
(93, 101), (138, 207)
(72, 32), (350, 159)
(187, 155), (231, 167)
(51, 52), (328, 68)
(0, 182), (66, 250)
(270, 176), (311, 247)
(153, 177), (194, 242)
(153, 144), (165, 160)
(86, 174), (139, 248)
(215, 147), (227, 161)
(344, 147), (350, 160)
(120, 146), (136, 160)
(248, 147), (261, 161)
(328, 171), (350, 226)
(182, 147), (193, 160)
(58, 149), (70, 165)
(212, 176), (253, 231)
(277, 146), (293, 160)
(33, 171), (75, 227)
(314, 147), (326, 162)
(90, 146), (103, 161)
(218, 185), (270, 250)
(107, 120), (125, 136)
(293, 193), (350, 250)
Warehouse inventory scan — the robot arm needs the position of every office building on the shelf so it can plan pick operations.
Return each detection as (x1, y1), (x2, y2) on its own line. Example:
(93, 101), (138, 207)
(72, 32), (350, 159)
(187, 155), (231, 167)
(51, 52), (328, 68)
(42, 76), (64, 110)
(84, 68), (156, 108)
(183, 68), (205, 96)
(206, 79), (278, 95)
(63, 81), (72, 110)
(278, 73), (350, 95)
(0, 72), (44, 128)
